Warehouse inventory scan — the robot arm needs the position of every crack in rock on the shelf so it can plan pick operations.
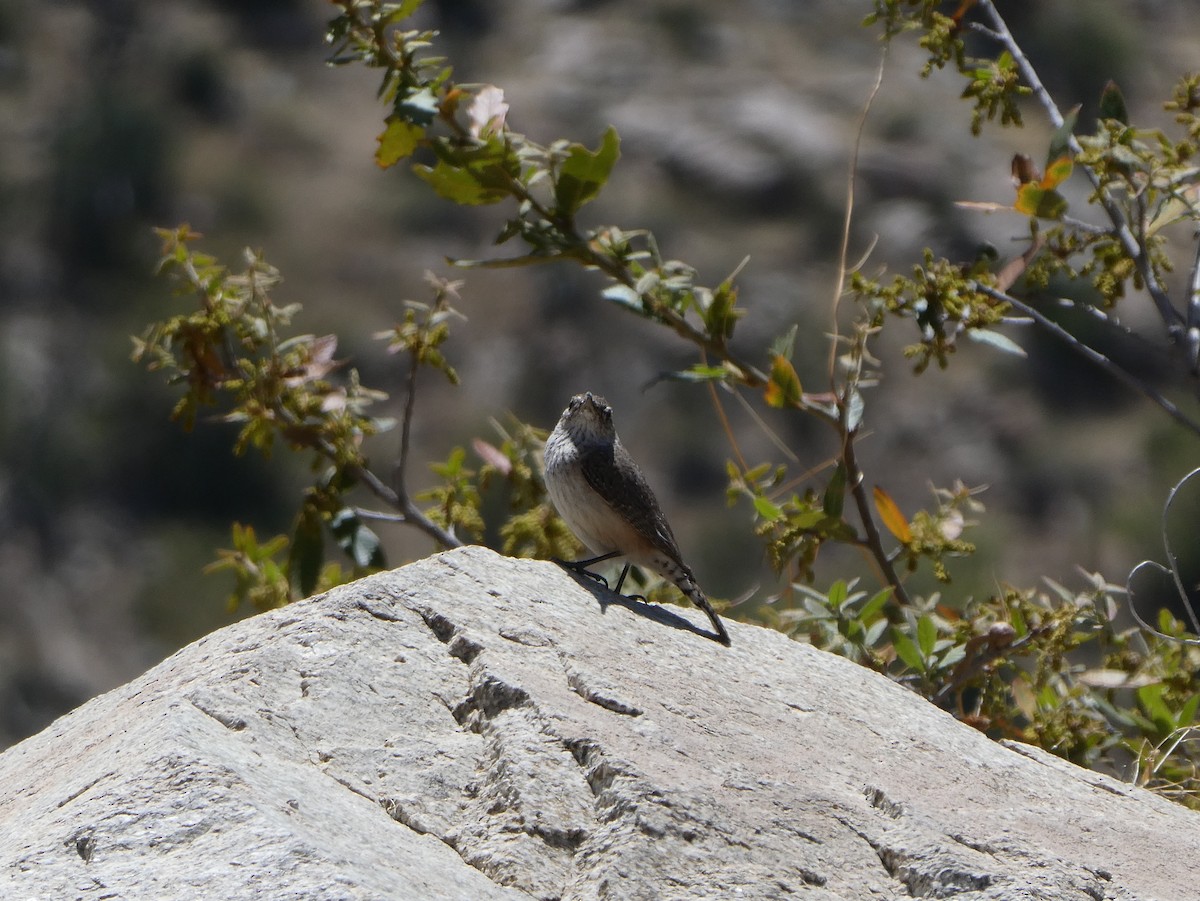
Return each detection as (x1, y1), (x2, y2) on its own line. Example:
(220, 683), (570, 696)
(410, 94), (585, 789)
(449, 633), (484, 664)
(452, 675), (533, 730)
(864, 785), (906, 819)
(416, 607), (460, 644)
(871, 837), (995, 898)
(188, 696), (248, 732)
(354, 596), (405, 622)
(450, 690), (596, 897)
(564, 668), (643, 718)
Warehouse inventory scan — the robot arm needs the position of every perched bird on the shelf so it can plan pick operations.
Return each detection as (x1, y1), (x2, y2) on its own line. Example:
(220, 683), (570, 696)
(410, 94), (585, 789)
(543, 392), (731, 646)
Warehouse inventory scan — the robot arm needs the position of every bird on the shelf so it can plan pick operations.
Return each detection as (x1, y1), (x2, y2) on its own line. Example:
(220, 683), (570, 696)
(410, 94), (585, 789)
(543, 392), (731, 646)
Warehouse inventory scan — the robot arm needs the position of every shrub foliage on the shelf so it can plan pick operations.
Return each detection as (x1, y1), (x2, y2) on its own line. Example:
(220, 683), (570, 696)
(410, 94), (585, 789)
(136, 0), (1200, 805)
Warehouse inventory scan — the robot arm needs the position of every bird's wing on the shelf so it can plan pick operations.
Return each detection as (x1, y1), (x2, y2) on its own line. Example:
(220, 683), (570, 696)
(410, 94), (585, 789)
(578, 439), (684, 564)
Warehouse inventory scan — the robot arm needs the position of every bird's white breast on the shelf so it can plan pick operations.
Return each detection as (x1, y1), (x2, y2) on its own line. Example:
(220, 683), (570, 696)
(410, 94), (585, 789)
(544, 428), (640, 557)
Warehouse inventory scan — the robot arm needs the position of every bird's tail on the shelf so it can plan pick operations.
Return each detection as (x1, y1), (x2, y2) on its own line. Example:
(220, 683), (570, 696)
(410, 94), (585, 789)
(673, 568), (731, 646)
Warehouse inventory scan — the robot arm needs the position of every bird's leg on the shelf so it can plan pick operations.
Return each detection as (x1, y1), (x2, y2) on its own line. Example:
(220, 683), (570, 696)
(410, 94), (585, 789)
(553, 551), (622, 588)
(612, 564), (648, 603)
(613, 564), (631, 594)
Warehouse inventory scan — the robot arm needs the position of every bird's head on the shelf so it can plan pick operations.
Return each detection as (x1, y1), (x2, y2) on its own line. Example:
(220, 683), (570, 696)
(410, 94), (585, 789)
(557, 392), (616, 443)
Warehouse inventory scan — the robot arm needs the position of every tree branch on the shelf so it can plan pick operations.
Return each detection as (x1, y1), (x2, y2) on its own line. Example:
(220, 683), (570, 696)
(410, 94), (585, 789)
(1186, 231), (1200, 373)
(841, 424), (912, 611)
(973, 0), (1183, 337)
(387, 349), (465, 550)
(977, 283), (1200, 436)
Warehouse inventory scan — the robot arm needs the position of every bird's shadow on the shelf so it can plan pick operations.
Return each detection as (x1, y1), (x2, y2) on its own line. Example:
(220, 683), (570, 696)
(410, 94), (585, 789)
(558, 565), (724, 645)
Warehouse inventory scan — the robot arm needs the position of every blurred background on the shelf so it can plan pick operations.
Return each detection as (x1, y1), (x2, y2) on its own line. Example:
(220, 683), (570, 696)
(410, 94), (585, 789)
(1, 0), (1198, 750)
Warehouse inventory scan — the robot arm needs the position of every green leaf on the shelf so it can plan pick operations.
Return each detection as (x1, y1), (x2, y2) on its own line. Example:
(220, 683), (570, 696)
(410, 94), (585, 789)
(860, 588), (892, 623)
(1010, 605), (1028, 638)
(376, 117), (424, 168)
(330, 508), (387, 570)
(769, 324), (798, 361)
(385, 0), (425, 24)
(417, 136), (519, 205)
(938, 644), (967, 669)
(1180, 693), (1200, 727)
(827, 579), (848, 608)
(554, 126), (620, 216)
(823, 463), (846, 518)
(892, 629), (926, 672)
(1047, 104), (1079, 166)
(753, 495), (783, 521)
(289, 506), (325, 598)
(687, 364), (732, 381)
(705, 280), (742, 342)
(414, 159), (509, 205)
(1136, 683), (1174, 733)
(789, 508), (828, 530)
(742, 461), (773, 486)
(917, 615), (938, 658)
(1098, 80), (1128, 126)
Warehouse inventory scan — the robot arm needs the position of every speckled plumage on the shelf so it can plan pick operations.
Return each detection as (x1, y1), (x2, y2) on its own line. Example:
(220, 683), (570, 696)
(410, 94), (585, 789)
(544, 392), (730, 646)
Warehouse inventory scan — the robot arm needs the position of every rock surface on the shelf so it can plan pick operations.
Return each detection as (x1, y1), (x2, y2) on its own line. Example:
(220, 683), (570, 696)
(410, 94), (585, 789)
(1, 546), (1195, 900)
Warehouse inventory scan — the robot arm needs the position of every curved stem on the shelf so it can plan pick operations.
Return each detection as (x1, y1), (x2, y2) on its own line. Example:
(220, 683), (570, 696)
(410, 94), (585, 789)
(829, 46), (888, 385)
(841, 423), (912, 610)
(389, 346), (465, 549)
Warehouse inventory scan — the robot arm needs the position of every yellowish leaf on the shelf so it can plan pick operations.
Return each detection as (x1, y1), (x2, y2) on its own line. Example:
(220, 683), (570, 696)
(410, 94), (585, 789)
(1041, 154), (1073, 189)
(873, 485), (912, 543)
(764, 354), (802, 408)
(376, 118), (424, 169)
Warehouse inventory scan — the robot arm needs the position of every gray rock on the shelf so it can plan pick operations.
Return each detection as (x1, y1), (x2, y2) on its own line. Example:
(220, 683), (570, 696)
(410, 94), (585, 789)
(0, 546), (1194, 899)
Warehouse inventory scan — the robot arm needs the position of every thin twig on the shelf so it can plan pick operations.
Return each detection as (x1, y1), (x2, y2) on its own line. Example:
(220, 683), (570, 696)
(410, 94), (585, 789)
(704, 373), (749, 474)
(842, 426), (912, 610)
(1189, 232), (1200, 330)
(731, 389), (802, 463)
(1127, 467), (1200, 644)
(825, 48), (911, 611)
(976, 283), (1200, 436)
(828, 46), (888, 383)
(387, 349), (464, 549)
(395, 351), (420, 498)
(353, 507), (408, 523)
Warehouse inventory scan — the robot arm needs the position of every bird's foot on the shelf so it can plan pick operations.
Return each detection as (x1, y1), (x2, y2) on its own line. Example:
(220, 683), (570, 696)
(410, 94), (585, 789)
(552, 557), (610, 589)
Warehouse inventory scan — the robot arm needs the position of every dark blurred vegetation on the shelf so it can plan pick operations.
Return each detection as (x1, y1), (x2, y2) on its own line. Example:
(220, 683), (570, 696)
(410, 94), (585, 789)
(1, 0), (1197, 755)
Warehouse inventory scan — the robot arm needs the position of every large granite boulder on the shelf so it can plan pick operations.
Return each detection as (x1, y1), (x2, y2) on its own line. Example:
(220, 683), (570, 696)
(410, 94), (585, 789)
(1, 546), (1194, 899)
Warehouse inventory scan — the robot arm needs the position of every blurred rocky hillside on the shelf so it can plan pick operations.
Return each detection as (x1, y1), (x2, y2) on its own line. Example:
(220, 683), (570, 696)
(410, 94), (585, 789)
(1, 0), (1197, 749)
